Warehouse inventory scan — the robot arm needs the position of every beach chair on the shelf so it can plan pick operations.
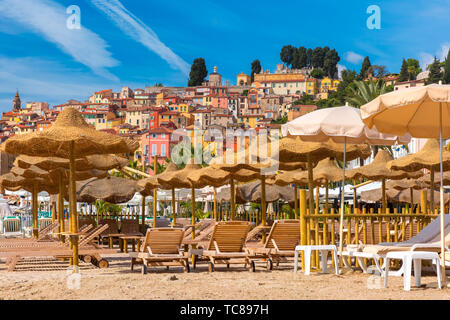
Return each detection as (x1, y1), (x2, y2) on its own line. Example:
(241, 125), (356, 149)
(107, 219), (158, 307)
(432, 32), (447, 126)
(129, 228), (189, 274)
(201, 221), (255, 272)
(341, 215), (450, 275)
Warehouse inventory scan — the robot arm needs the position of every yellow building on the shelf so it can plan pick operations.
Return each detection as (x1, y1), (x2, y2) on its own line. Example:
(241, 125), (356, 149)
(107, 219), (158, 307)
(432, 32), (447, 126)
(236, 72), (251, 86)
(156, 92), (165, 105)
(238, 114), (261, 128)
(305, 79), (319, 95)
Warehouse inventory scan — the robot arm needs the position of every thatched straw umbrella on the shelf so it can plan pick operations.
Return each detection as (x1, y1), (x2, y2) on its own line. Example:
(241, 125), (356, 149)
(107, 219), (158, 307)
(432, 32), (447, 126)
(386, 178), (428, 209)
(347, 150), (423, 213)
(278, 136), (371, 214)
(1, 108), (138, 269)
(236, 180), (295, 204)
(74, 176), (138, 204)
(137, 162), (180, 229)
(361, 187), (449, 205)
(0, 173), (58, 238)
(157, 160), (204, 239)
(13, 154), (126, 236)
(187, 166), (263, 220)
(387, 139), (450, 213)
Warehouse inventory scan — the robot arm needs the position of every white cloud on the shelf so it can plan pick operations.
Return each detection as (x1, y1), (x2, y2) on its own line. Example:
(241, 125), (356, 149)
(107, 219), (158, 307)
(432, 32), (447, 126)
(419, 42), (450, 70)
(0, 0), (119, 80)
(344, 51), (364, 64)
(337, 64), (347, 79)
(90, 0), (190, 75)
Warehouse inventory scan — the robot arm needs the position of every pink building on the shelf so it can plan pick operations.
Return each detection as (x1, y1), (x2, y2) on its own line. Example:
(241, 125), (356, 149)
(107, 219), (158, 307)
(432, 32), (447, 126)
(211, 95), (229, 110)
(141, 127), (173, 166)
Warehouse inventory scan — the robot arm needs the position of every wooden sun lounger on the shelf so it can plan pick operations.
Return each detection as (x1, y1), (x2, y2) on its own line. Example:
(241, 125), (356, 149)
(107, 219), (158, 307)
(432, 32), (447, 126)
(247, 220), (301, 270)
(129, 228), (189, 274)
(200, 221), (255, 272)
(0, 224), (114, 270)
(99, 219), (124, 248)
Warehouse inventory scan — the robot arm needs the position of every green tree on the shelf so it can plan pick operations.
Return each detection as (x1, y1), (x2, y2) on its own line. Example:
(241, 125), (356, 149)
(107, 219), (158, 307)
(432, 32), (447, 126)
(292, 46), (307, 69)
(188, 58), (208, 87)
(398, 59), (409, 81)
(443, 50), (450, 84)
(250, 59), (262, 83)
(427, 57), (443, 84)
(359, 56), (371, 80)
(347, 80), (392, 107)
(323, 49), (340, 77)
(280, 45), (295, 67)
(311, 68), (325, 79)
(306, 48), (313, 68)
(311, 47), (328, 68)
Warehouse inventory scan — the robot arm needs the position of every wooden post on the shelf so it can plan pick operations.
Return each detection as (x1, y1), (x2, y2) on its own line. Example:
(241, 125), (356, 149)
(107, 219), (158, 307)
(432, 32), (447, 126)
(68, 141), (79, 269)
(213, 187), (217, 221)
(307, 154), (315, 216)
(410, 187), (414, 212)
(353, 179), (357, 214)
(300, 189), (307, 270)
(421, 190), (427, 214)
(32, 181), (38, 239)
(153, 156), (157, 229)
(191, 186), (196, 240)
(141, 195), (146, 233)
(230, 178), (236, 221)
(172, 188), (176, 226)
(325, 181), (329, 215)
(58, 173), (65, 242)
(381, 178), (386, 213)
(315, 185), (319, 214)
(261, 177), (267, 244)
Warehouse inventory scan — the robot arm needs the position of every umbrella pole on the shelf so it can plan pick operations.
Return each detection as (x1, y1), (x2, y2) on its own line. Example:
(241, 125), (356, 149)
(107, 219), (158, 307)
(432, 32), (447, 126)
(307, 153), (314, 215)
(32, 181), (38, 239)
(172, 188), (176, 226)
(315, 186), (319, 214)
(141, 195), (146, 233)
(213, 187), (217, 221)
(294, 183), (298, 219)
(381, 178), (386, 213)
(230, 179), (236, 221)
(191, 186), (196, 240)
(153, 155), (157, 228)
(68, 141), (79, 271)
(430, 167), (435, 214)
(439, 102), (446, 285)
(410, 187), (414, 213)
(58, 173), (64, 242)
(261, 177), (267, 244)
(325, 180), (329, 215)
(338, 137), (347, 266)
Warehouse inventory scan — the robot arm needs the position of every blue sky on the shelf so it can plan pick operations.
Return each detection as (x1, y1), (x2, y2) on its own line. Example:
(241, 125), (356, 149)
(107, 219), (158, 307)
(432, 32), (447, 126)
(0, 0), (449, 111)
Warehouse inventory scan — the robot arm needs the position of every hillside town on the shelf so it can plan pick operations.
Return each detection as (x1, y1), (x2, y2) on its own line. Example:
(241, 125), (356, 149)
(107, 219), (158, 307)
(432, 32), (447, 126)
(0, 60), (440, 175)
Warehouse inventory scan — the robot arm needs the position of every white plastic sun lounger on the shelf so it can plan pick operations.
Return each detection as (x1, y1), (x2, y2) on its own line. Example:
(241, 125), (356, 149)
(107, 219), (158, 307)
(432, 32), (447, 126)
(340, 215), (450, 276)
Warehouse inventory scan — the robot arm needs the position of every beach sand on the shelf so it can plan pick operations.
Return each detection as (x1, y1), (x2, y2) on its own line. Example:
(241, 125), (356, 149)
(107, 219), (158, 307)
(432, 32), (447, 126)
(0, 253), (448, 300)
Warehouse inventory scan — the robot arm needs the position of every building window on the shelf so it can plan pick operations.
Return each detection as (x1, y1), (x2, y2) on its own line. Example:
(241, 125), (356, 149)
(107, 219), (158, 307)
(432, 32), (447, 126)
(152, 144), (157, 156)
(161, 133), (165, 139)
(161, 144), (166, 157)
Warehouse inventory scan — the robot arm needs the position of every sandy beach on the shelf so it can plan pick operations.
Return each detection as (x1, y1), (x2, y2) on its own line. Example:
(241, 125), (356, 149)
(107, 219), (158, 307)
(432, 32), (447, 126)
(0, 254), (448, 300)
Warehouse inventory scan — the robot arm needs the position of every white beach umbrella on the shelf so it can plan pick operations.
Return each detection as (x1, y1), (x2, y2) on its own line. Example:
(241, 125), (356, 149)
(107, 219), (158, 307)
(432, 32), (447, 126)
(361, 82), (450, 282)
(281, 104), (410, 259)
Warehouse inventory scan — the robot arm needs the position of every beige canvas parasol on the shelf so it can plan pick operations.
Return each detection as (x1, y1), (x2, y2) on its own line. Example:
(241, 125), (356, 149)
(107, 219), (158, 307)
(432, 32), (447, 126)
(360, 83), (450, 281)
(281, 105), (411, 263)
(1, 107), (138, 269)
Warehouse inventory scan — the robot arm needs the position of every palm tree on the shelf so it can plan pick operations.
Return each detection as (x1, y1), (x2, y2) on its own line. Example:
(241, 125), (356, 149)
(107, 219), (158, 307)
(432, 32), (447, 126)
(346, 80), (392, 107)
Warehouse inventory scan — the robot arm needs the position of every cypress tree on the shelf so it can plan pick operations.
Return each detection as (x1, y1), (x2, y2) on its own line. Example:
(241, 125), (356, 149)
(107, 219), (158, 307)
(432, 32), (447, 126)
(427, 57), (443, 84)
(398, 59), (409, 82)
(188, 58), (208, 87)
(359, 56), (371, 80)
